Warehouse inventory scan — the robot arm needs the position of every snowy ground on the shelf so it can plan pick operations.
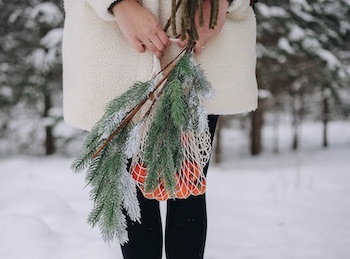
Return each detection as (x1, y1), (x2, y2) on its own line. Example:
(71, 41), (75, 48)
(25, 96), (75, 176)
(0, 120), (349, 259)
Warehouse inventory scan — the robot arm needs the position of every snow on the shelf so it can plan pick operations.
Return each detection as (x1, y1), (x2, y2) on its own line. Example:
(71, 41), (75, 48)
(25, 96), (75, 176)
(258, 89), (272, 100)
(288, 25), (306, 42)
(31, 28), (63, 73)
(300, 37), (342, 70)
(290, 4), (315, 22)
(290, 0), (312, 11)
(278, 38), (295, 55)
(40, 28), (63, 49)
(31, 3), (63, 27)
(315, 49), (341, 70)
(340, 20), (350, 35)
(256, 4), (288, 18)
(0, 120), (350, 259)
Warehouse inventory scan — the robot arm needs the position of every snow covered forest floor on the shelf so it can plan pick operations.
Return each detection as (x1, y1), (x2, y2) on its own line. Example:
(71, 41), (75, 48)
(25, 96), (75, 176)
(0, 120), (349, 259)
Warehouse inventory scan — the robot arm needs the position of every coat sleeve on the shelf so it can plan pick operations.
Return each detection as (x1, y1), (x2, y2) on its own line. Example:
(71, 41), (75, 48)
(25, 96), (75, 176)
(86, 0), (117, 21)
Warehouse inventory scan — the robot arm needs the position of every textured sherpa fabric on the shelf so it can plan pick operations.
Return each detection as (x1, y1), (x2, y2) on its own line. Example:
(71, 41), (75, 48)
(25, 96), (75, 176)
(62, 0), (258, 131)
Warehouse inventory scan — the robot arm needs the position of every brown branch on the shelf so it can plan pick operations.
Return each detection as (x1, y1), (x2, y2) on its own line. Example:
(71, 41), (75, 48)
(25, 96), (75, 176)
(164, 0), (183, 33)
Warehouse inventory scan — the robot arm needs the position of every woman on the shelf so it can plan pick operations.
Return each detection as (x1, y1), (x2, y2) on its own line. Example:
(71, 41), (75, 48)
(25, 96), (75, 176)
(62, 0), (258, 258)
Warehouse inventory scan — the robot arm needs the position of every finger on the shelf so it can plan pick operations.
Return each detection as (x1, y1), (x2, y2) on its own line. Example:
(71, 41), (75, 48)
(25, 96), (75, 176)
(177, 34), (189, 48)
(134, 40), (146, 53)
(194, 41), (205, 54)
(148, 35), (166, 53)
(157, 30), (171, 47)
(145, 41), (164, 58)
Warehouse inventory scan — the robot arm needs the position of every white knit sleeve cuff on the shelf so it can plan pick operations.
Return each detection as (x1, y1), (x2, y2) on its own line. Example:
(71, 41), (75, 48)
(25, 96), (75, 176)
(86, 0), (116, 21)
(227, 0), (251, 20)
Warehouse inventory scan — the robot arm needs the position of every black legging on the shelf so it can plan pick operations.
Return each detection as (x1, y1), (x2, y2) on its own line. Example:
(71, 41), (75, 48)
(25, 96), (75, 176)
(121, 115), (219, 259)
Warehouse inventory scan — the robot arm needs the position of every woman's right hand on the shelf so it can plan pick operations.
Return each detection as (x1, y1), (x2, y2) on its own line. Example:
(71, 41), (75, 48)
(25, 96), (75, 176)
(112, 0), (170, 58)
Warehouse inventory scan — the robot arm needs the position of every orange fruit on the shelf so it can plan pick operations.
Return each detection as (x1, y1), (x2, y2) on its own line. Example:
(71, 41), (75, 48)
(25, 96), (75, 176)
(142, 180), (170, 201)
(154, 183), (170, 201)
(182, 160), (201, 184)
(175, 175), (191, 199)
(131, 163), (147, 184)
(191, 178), (207, 196)
(144, 191), (154, 199)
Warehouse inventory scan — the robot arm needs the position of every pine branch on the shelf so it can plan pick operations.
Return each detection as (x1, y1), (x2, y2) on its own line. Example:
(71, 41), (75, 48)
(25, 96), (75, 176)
(71, 130), (102, 173)
(160, 135), (177, 193)
(87, 199), (105, 227)
(84, 150), (107, 187)
(85, 124), (136, 244)
(191, 61), (214, 99)
(71, 47), (216, 244)
(169, 78), (187, 128)
(119, 167), (141, 222)
(93, 62), (178, 159)
(143, 54), (195, 192)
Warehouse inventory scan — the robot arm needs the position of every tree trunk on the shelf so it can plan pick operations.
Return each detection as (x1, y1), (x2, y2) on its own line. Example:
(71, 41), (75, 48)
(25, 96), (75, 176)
(214, 117), (222, 163)
(291, 94), (299, 151)
(322, 94), (329, 148)
(250, 104), (263, 156)
(272, 102), (280, 154)
(44, 91), (55, 155)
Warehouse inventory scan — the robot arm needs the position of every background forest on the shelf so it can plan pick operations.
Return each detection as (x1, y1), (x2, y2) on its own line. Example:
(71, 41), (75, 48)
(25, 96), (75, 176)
(0, 0), (349, 157)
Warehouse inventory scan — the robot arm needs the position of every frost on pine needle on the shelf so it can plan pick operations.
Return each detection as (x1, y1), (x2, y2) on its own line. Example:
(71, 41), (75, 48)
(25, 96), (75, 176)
(119, 168), (141, 223)
(98, 108), (128, 141)
(191, 61), (215, 99)
(124, 121), (143, 159)
(197, 103), (208, 133)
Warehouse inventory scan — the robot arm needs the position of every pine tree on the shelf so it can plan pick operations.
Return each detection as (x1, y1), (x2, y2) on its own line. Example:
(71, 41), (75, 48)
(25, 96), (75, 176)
(255, 0), (350, 150)
(0, 0), (64, 155)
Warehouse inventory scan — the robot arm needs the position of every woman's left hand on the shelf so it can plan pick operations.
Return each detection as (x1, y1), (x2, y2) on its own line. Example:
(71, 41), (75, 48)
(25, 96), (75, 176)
(178, 0), (229, 54)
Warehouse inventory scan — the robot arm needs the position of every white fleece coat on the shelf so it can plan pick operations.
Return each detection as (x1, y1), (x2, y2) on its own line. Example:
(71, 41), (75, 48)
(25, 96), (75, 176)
(62, 0), (258, 131)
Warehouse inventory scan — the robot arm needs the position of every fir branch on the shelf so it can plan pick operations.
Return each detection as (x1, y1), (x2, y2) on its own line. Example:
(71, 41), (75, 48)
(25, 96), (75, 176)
(186, 87), (201, 131)
(171, 53), (194, 82)
(71, 79), (150, 173)
(144, 119), (167, 192)
(143, 55), (195, 192)
(119, 167), (141, 222)
(197, 103), (209, 133)
(124, 121), (142, 159)
(169, 78), (187, 128)
(72, 47), (216, 244)
(99, 188), (127, 243)
(90, 125), (129, 193)
(71, 129), (102, 173)
(96, 81), (154, 140)
(168, 123), (183, 173)
(87, 198), (105, 227)
(93, 61), (180, 159)
(88, 147), (129, 243)
(160, 134), (177, 194)
(191, 60), (215, 99)
(84, 146), (109, 190)
(143, 104), (170, 192)
(103, 81), (154, 119)
(98, 108), (129, 141)
(88, 163), (109, 202)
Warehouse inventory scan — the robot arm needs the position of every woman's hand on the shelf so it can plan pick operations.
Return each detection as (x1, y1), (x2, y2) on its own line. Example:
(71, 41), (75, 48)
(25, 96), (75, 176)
(112, 0), (171, 58)
(178, 0), (229, 54)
